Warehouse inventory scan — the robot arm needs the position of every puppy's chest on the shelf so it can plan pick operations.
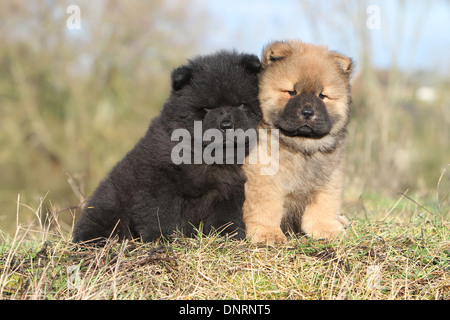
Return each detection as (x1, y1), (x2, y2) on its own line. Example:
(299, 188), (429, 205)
(179, 164), (246, 197)
(278, 151), (332, 194)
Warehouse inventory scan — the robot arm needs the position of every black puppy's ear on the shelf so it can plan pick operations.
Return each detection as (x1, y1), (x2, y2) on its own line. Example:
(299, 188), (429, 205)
(240, 54), (261, 73)
(171, 65), (193, 91)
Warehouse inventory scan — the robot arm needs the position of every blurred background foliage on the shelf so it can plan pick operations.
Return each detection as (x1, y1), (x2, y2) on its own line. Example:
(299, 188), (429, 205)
(0, 0), (448, 233)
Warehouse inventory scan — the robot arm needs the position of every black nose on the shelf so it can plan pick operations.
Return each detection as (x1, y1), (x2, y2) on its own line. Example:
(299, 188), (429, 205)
(219, 120), (234, 131)
(301, 108), (314, 120)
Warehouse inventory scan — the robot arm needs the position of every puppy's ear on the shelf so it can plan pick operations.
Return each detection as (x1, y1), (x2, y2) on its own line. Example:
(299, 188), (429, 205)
(262, 41), (293, 68)
(240, 54), (261, 73)
(171, 66), (193, 91)
(330, 51), (353, 77)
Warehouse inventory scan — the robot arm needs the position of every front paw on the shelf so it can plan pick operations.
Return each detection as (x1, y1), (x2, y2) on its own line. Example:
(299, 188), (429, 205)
(247, 225), (287, 245)
(303, 219), (347, 240)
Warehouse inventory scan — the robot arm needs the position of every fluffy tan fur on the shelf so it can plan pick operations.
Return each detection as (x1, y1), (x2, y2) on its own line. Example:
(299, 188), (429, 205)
(243, 40), (353, 244)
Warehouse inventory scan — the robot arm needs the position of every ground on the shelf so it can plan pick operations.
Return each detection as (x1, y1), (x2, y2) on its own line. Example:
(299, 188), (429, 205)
(1, 198), (449, 299)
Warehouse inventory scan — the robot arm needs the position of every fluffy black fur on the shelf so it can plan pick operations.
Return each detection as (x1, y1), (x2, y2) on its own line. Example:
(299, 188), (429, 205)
(72, 51), (261, 243)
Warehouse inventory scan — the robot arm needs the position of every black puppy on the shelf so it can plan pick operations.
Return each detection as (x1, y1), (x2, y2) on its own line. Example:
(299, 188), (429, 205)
(73, 51), (261, 243)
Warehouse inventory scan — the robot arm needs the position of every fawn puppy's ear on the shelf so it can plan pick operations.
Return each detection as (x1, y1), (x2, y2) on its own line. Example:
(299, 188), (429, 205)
(261, 41), (293, 68)
(330, 51), (353, 77)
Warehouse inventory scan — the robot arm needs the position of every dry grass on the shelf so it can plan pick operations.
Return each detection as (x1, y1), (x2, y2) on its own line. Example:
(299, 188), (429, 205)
(1, 201), (449, 300)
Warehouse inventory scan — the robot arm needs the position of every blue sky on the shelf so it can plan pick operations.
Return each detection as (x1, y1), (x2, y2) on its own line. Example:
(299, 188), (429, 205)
(200, 0), (450, 74)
